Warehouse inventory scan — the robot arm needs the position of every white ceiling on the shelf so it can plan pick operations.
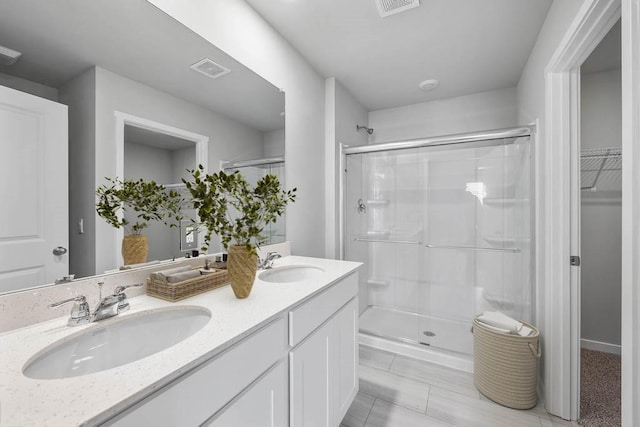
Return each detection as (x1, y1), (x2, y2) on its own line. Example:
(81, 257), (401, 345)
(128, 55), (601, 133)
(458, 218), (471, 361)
(0, 0), (284, 132)
(245, 0), (553, 111)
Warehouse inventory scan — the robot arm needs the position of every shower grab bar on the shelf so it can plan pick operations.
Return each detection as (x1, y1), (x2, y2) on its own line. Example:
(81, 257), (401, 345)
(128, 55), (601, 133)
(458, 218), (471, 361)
(342, 126), (533, 155)
(424, 243), (520, 253)
(354, 238), (520, 253)
(354, 238), (422, 245)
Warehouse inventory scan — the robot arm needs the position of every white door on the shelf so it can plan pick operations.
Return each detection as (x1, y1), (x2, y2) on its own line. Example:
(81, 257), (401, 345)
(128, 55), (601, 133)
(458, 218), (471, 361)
(0, 85), (68, 292)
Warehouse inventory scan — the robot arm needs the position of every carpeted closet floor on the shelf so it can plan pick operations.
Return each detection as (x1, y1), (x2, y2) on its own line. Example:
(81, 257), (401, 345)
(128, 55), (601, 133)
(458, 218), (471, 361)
(578, 348), (621, 427)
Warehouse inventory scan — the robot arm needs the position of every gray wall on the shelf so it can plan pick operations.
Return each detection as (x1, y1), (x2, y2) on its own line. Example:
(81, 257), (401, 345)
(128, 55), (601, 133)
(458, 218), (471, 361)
(580, 68), (622, 349)
(368, 87), (518, 144)
(59, 68), (97, 279)
(0, 71), (58, 101)
(61, 66), (265, 275)
(94, 66), (265, 273)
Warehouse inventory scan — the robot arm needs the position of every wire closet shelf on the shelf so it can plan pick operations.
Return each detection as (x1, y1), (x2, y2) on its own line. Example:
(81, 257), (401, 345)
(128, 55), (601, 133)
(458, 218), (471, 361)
(580, 147), (622, 192)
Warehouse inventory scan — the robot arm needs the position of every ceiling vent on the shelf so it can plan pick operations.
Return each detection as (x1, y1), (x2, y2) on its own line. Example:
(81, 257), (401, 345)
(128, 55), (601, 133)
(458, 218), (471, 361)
(0, 45), (22, 65)
(375, 0), (420, 17)
(190, 58), (230, 80)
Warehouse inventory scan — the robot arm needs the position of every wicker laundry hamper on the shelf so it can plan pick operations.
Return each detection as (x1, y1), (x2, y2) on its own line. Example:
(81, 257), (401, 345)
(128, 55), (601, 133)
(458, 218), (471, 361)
(472, 318), (541, 409)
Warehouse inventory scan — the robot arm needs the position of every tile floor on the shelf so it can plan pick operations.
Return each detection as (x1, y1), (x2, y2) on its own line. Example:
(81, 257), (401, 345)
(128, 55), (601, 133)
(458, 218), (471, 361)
(341, 345), (579, 427)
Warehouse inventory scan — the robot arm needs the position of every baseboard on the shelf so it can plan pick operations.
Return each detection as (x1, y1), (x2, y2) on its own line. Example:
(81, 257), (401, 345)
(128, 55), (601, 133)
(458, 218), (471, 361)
(580, 338), (621, 355)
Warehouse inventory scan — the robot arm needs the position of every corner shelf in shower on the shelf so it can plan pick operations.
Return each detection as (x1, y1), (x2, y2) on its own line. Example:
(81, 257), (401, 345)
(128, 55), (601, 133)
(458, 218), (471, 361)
(482, 198), (529, 207)
(482, 236), (530, 248)
(366, 279), (390, 287)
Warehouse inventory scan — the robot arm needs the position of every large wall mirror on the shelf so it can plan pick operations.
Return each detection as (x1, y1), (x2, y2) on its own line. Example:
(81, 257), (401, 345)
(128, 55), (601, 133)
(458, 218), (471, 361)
(0, 0), (285, 294)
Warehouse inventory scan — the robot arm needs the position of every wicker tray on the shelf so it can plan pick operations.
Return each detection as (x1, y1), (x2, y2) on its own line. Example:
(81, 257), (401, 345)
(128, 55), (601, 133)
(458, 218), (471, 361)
(472, 319), (541, 409)
(146, 268), (229, 302)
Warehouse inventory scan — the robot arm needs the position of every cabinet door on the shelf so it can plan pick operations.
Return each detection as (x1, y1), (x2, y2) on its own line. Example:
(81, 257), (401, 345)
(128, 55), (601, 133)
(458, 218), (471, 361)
(290, 321), (331, 427)
(204, 361), (288, 427)
(331, 297), (359, 425)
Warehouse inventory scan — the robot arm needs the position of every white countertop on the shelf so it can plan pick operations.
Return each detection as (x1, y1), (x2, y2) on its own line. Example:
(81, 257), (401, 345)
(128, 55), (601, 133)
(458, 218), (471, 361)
(0, 256), (361, 427)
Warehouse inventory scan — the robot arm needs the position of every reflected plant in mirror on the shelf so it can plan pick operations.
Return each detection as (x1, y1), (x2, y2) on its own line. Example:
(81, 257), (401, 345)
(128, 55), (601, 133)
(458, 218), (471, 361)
(184, 166), (296, 298)
(184, 166), (296, 254)
(96, 178), (184, 265)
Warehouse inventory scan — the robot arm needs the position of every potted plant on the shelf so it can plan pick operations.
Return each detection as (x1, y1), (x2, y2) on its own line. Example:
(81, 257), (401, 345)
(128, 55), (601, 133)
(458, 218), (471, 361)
(184, 165), (296, 298)
(96, 177), (184, 265)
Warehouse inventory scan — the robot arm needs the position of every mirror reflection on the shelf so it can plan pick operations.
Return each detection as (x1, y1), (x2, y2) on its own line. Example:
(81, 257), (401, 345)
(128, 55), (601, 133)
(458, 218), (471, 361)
(0, 0), (285, 294)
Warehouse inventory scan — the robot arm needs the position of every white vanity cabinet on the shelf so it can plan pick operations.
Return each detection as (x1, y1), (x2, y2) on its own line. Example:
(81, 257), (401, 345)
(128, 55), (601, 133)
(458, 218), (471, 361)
(289, 273), (359, 427)
(102, 271), (359, 427)
(203, 361), (288, 427)
(104, 317), (289, 427)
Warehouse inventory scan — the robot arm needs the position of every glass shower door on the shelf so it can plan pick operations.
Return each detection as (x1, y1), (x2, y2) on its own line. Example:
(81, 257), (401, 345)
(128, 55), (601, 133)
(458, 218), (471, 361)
(345, 148), (428, 345)
(344, 136), (532, 357)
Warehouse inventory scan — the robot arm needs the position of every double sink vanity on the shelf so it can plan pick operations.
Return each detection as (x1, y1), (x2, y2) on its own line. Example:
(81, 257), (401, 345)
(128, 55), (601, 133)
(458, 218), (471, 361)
(0, 255), (361, 426)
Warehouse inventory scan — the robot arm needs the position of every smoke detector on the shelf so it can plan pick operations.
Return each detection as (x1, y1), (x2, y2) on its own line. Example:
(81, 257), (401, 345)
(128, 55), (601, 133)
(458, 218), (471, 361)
(419, 79), (439, 91)
(190, 58), (230, 80)
(375, 0), (420, 18)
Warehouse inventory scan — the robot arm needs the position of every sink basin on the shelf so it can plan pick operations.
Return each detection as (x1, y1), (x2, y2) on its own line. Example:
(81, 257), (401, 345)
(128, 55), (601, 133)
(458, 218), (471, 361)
(23, 306), (210, 379)
(258, 265), (324, 283)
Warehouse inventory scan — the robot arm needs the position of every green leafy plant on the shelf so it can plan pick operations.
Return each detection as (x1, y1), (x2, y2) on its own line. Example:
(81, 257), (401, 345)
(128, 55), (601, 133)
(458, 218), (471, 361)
(96, 177), (184, 235)
(183, 165), (297, 254)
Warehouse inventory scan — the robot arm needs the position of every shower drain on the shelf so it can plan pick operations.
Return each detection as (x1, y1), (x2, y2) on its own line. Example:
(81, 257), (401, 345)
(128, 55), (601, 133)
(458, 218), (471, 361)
(423, 330), (436, 337)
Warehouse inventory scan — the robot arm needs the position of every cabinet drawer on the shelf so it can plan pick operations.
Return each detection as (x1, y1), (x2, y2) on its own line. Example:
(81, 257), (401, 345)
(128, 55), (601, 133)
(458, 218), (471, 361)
(105, 316), (288, 427)
(288, 273), (357, 347)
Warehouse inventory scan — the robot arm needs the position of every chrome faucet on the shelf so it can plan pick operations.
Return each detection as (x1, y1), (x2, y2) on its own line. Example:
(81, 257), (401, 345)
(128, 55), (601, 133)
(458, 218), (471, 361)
(49, 282), (143, 326)
(259, 252), (282, 269)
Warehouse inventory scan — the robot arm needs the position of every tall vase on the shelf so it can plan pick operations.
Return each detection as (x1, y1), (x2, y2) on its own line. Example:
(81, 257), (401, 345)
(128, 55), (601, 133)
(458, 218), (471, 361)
(121, 234), (149, 265)
(227, 244), (258, 299)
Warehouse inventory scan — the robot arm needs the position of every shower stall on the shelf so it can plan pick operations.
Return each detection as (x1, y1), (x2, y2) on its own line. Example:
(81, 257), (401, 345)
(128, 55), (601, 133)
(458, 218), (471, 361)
(223, 157), (286, 245)
(341, 127), (534, 370)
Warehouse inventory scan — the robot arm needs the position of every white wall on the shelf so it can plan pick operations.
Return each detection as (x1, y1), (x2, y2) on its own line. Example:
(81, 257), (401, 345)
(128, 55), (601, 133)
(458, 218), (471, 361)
(59, 68), (97, 279)
(580, 68), (622, 350)
(147, 0), (327, 258)
(368, 87), (518, 143)
(515, 0), (584, 415)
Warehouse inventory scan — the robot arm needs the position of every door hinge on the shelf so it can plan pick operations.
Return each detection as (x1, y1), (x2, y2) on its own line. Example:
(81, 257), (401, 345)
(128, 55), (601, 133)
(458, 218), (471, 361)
(570, 255), (581, 266)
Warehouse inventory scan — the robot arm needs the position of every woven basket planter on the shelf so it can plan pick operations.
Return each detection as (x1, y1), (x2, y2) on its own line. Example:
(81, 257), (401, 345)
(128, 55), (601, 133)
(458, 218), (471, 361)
(121, 234), (149, 265)
(472, 319), (541, 409)
(227, 245), (258, 299)
(147, 268), (229, 302)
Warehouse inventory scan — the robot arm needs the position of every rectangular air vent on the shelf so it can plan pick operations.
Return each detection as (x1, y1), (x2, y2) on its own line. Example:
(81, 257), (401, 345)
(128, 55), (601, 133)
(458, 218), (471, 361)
(375, 0), (420, 17)
(190, 58), (230, 80)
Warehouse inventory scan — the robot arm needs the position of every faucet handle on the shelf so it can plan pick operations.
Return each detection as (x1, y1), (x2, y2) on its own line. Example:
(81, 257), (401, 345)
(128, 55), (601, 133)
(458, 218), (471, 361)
(113, 283), (143, 295)
(49, 295), (91, 326)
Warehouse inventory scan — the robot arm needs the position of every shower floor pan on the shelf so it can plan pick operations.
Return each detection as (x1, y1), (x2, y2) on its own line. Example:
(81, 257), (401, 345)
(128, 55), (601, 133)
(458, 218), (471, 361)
(359, 305), (473, 355)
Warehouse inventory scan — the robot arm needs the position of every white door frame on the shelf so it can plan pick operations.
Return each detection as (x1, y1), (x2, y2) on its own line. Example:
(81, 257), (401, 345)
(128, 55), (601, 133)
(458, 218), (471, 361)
(113, 111), (208, 267)
(542, 0), (622, 420)
(620, 1), (640, 426)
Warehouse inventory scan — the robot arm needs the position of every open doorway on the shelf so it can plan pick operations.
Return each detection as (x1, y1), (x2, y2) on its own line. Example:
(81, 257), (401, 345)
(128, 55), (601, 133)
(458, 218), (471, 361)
(578, 19), (622, 426)
(114, 111), (209, 268)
